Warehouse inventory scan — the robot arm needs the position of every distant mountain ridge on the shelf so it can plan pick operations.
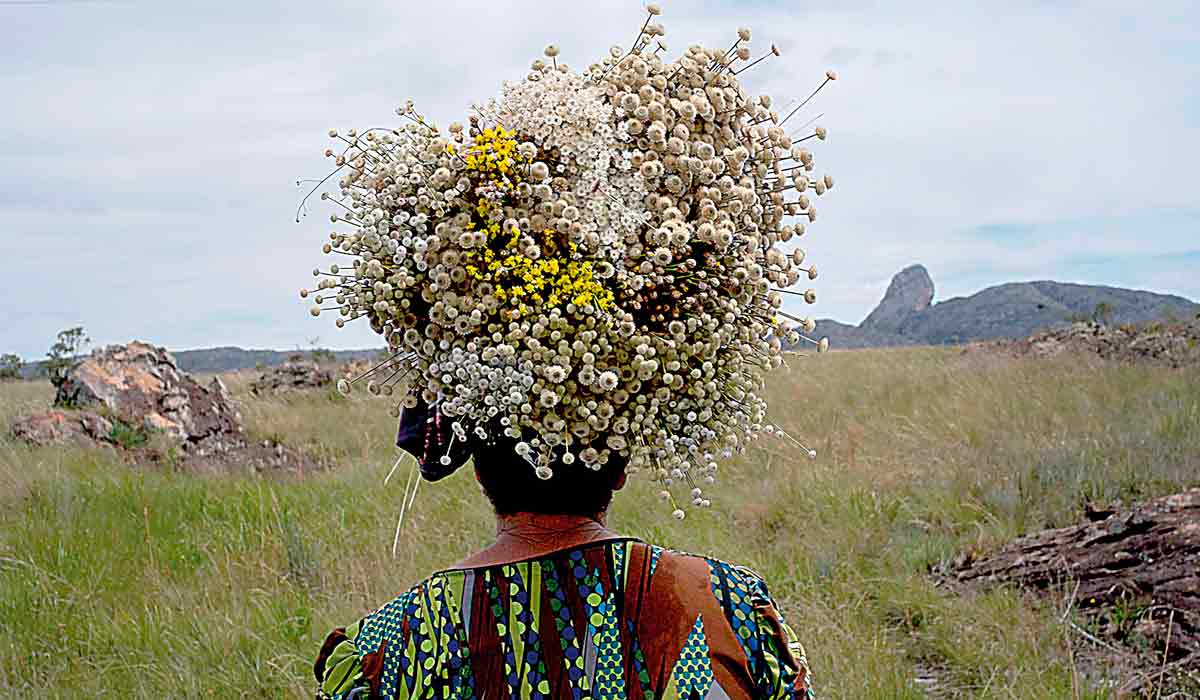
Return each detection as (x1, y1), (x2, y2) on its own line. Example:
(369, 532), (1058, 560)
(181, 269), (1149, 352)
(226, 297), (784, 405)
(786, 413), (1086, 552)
(817, 265), (1200, 348)
(18, 346), (383, 379)
(170, 346), (383, 374)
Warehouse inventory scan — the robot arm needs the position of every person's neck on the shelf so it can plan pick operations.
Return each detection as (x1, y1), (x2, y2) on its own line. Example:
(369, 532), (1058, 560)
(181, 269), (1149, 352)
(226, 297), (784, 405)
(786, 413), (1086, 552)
(496, 511), (608, 535)
(448, 512), (625, 570)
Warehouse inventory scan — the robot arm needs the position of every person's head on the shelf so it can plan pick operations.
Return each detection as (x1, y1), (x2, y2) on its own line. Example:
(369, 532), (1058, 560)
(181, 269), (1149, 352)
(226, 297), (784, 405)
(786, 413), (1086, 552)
(470, 436), (627, 518)
(396, 402), (626, 517)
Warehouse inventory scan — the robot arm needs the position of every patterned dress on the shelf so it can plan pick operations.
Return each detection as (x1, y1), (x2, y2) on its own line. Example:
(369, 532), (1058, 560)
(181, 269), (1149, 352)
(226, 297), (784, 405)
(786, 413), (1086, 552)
(315, 539), (814, 699)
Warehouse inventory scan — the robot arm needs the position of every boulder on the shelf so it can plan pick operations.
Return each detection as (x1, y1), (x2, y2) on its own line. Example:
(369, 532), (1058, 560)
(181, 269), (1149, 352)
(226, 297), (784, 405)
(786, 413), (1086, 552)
(53, 341), (243, 443)
(10, 340), (323, 474)
(249, 359), (333, 395)
(10, 409), (114, 447)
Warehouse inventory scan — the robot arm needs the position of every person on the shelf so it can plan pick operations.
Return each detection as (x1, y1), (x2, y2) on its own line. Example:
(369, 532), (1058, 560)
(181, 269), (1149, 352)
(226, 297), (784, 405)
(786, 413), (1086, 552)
(302, 5), (836, 697)
(314, 407), (814, 699)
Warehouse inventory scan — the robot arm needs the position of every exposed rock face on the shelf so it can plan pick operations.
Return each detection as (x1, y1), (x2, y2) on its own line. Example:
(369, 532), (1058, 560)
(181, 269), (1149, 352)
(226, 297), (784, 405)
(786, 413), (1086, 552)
(859, 265), (935, 335)
(249, 360), (333, 395)
(10, 409), (114, 447)
(53, 341), (242, 444)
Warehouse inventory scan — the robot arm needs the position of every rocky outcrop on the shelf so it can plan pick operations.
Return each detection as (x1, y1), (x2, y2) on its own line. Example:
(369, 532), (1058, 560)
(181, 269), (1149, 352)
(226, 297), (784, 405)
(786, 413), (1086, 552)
(53, 341), (242, 444)
(11, 341), (320, 473)
(10, 409), (114, 447)
(859, 264), (935, 335)
(249, 360), (333, 395)
(978, 318), (1200, 368)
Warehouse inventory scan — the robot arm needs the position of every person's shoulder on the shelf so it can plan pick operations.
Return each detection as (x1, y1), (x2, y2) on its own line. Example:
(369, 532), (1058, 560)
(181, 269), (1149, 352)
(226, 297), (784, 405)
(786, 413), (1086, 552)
(315, 570), (468, 696)
(389, 569), (462, 605)
(645, 544), (775, 601)
(358, 569), (464, 633)
(653, 544), (768, 580)
(706, 554), (774, 596)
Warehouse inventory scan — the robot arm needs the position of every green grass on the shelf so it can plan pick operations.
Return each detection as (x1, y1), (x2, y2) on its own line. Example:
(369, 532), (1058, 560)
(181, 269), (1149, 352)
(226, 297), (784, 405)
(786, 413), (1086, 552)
(1, 348), (1197, 698)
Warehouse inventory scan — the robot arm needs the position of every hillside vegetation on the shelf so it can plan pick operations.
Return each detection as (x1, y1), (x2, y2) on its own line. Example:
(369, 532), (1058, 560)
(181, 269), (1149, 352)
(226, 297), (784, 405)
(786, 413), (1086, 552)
(1, 348), (1197, 698)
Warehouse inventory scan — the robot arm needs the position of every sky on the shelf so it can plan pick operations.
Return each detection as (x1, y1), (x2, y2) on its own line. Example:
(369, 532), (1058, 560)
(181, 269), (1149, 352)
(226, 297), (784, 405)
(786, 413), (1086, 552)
(1, 0), (1197, 360)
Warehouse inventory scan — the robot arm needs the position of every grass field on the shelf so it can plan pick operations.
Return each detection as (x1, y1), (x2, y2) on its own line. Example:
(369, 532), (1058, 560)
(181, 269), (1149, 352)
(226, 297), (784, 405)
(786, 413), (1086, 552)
(1, 347), (1197, 698)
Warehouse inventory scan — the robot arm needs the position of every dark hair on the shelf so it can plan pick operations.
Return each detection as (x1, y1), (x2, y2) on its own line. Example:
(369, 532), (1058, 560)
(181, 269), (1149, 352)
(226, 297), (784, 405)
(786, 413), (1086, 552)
(471, 438), (626, 516)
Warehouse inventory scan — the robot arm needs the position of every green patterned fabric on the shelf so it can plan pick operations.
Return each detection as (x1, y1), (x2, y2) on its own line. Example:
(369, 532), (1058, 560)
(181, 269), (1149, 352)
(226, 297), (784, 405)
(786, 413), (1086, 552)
(316, 540), (814, 699)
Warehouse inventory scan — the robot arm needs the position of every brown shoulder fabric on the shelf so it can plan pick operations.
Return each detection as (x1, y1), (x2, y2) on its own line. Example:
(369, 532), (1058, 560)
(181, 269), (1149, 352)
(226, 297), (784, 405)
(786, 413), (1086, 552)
(633, 546), (757, 699)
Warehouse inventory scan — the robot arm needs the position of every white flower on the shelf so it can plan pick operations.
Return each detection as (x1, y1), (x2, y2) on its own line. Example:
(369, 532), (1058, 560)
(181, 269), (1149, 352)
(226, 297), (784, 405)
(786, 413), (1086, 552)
(597, 370), (619, 391)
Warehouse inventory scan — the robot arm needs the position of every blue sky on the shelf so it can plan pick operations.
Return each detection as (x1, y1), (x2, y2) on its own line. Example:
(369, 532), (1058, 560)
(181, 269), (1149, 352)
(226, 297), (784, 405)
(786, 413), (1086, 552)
(1, 0), (1197, 360)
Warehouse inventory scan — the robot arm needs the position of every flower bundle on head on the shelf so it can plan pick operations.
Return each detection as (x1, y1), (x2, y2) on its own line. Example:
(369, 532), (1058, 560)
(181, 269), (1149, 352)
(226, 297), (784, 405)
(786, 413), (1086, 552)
(299, 3), (837, 518)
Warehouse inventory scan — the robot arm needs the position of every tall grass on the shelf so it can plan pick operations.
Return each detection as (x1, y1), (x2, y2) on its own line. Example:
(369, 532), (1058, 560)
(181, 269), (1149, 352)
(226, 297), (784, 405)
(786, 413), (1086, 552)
(0, 348), (1196, 698)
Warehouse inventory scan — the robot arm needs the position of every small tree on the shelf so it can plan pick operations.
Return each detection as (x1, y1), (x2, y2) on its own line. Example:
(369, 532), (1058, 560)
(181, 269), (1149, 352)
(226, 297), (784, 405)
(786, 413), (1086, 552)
(0, 353), (21, 381)
(1092, 302), (1115, 326)
(46, 326), (90, 388)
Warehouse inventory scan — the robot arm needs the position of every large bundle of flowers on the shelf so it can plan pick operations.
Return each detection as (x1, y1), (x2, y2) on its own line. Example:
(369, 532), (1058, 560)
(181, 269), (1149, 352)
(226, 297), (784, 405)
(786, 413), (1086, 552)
(300, 4), (835, 516)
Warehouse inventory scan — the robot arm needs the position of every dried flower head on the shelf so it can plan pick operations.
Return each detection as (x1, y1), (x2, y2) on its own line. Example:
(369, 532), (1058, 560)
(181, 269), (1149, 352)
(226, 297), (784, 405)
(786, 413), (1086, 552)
(299, 6), (837, 516)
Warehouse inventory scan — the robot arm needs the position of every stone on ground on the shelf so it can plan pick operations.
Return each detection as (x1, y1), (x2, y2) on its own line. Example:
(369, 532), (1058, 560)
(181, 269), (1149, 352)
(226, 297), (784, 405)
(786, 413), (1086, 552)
(249, 359), (333, 395)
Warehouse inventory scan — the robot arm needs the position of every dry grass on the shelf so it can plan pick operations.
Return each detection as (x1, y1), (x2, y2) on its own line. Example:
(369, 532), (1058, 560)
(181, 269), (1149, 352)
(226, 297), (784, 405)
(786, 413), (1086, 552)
(0, 347), (1196, 698)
